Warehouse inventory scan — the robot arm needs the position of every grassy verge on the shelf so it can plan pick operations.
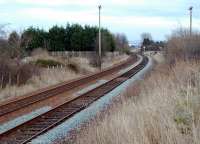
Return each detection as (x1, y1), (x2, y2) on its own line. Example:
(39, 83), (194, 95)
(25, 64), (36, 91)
(70, 59), (200, 144)
(0, 51), (129, 103)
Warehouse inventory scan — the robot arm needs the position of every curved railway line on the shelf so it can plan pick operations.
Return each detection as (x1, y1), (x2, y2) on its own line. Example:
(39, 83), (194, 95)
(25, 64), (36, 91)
(0, 55), (137, 117)
(0, 55), (149, 144)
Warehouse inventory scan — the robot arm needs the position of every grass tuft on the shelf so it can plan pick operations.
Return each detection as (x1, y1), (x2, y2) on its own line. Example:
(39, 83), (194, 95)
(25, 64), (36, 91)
(71, 60), (200, 144)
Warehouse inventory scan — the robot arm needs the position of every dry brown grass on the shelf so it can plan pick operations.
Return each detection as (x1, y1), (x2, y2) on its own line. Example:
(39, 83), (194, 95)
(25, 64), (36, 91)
(166, 28), (200, 63)
(23, 48), (65, 64)
(72, 60), (200, 144)
(0, 50), (128, 102)
(0, 67), (81, 102)
(102, 54), (129, 69)
(0, 49), (94, 102)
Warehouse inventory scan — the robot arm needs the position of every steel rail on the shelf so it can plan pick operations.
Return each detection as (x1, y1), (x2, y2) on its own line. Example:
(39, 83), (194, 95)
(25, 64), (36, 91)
(0, 55), (137, 117)
(0, 56), (148, 144)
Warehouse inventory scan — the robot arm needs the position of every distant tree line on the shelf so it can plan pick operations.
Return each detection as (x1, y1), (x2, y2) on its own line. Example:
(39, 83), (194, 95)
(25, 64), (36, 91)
(0, 24), (130, 59)
(21, 24), (116, 52)
(141, 32), (165, 51)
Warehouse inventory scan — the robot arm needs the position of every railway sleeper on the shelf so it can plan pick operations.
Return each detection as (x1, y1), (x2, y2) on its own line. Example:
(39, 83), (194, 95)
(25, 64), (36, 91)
(77, 97), (95, 102)
(62, 110), (84, 117)
(15, 135), (31, 141)
(82, 95), (98, 100)
(33, 120), (58, 126)
(55, 107), (80, 112)
(45, 112), (67, 117)
(34, 121), (55, 125)
(21, 132), (38, 136)
(52, 110), (79, 116)
(59, 104), (81, 109)
(41, 117), (60, 121)
(23, 125), (45, 130)
(59, 107), (82, 112)
(43, 113), (65, 118)
(85, 94), (101, 99)
(74, 99), (92, 104)
(29, 123), (50, 128)
(21, 128), (41, 132)
(66, 103), (85, 109)
(1, 140), (15, 144)
(69, 103), (88, 109)
(53, 110), (80, 115)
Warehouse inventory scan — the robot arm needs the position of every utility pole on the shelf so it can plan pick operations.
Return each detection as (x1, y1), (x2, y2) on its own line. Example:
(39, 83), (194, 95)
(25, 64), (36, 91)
(98, 5), (102, 71)
(189, 6), (193, 36)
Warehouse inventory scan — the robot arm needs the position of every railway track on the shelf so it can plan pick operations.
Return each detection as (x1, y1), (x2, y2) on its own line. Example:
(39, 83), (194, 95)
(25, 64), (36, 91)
(0, 55), (137, 117)
(0, 55), (148, 144)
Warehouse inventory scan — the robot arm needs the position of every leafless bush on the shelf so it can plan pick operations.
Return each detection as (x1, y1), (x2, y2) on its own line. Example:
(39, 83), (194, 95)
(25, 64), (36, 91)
(114, 33), (129, 53)
(166, 28), (200, 63)
(0, 58), (39, 88)
(7, 31), (26, 58)
(0, 39), (9, 56)
(0, 26), (28, 59)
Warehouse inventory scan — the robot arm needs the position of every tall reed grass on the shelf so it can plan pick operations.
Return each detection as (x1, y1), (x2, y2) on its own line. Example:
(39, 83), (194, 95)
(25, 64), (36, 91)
(166, 28), (200, 63)
(72, 60), (200, 144)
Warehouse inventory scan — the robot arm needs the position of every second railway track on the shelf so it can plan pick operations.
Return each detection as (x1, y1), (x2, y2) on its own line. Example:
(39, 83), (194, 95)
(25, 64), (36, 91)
(0, 55), (137, 117)
(0, 55), (148, 144)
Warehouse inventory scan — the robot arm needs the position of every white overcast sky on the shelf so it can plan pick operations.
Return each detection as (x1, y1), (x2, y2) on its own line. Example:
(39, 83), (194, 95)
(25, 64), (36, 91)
(0, 0), (200, 42)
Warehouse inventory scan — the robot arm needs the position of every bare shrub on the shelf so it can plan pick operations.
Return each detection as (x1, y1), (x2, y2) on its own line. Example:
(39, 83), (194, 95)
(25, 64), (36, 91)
(0, 58), (39, 88)
(0, 54), (127, 102)
(0, 25), (9, 57)
(0, 67), (80, 102)
(8, 31), (26, 58)
(114, 33), (130, 54)
(0, 39), (9, 57)
(166, 28), (200, 63)
(0, 30), (27, 59)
